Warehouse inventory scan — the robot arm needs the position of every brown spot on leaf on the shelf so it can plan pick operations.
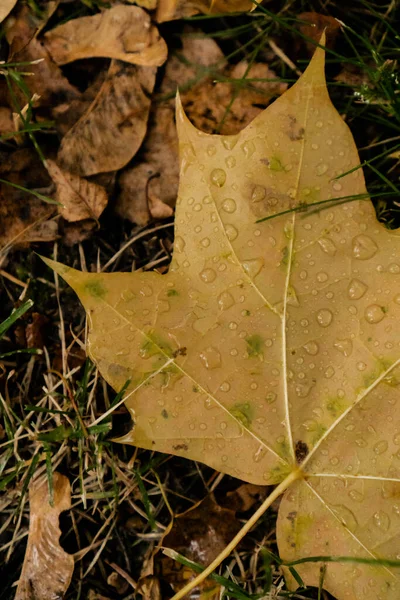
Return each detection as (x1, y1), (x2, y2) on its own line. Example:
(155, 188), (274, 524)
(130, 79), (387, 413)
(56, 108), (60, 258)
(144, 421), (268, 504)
(295, 440), (309, 463)
(172, 443), (189, 451)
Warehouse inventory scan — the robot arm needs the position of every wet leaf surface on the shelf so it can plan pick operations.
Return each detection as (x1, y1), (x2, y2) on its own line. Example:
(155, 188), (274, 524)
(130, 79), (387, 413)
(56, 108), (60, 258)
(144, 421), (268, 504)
(45, 40), (400, 599)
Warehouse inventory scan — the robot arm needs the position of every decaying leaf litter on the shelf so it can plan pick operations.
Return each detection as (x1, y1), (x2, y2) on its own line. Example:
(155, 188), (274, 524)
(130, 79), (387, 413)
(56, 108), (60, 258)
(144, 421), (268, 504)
(1, 2), (400, 600)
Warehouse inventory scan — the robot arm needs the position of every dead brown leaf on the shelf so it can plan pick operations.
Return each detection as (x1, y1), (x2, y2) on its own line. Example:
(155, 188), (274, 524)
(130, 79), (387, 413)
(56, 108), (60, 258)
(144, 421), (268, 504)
(0, 151), (58, 257)
(15, 472), (74, 600)
(5, 5), (80, 111)
(116, 34), (286, 224)
(184, 59), (288, 134)
(298, 12), (341, 54)
(160, 495), (240, 598)
(0, 0), (17, 23)
(46, 159), (108, 222)
(156, 0), (254, 22)
(224, 483), (268, 513)
(0, 106), (14, 135)
(129, 0), (158, 8)
(26, 312), (48, 349)
(58, 60), (156, 177)
(44, 5), (167, 67)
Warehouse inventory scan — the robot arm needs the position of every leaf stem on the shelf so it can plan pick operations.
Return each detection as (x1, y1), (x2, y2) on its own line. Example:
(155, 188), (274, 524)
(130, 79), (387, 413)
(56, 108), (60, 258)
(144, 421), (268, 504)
(169, 468), (302, 600)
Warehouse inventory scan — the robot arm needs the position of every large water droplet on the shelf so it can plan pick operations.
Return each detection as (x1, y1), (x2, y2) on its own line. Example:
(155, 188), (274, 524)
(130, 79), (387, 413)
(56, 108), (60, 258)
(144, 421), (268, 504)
(352, 234), (378, 260)
(373, 511), (390, 532)
(218, 291), (235, 311)
(220, 381), (231, 392)
(251, 185), (266, 203)
(316, 309), (333, 327)
(374, 440), (388, 454)
(199, 346), (221, 369)
(347, 279), (368, 300)
(140, 285), (153, 297)
(211, 169), (226, 187)
(325, 366), (335, 378)
(334, 338), (353, 357)
(121, 289), (135, 302)
(295, 382), (314, 397)
(349, 490), (364, 502)
(223, 136), (238, 150)
(225, 224), (238, 241)
(242, 258), (264, 278)
(222, 198), (237, 213)
(332, 505), (358, 532)
(207, 144), (216, 156)
(318, 237), (336, 256)
(174, 236), (185, 253)
(303, 341), (319, 355)
(241, 140), (256, 158)
(316, 272), (329, 283)
(316, 163), (328, 176)
(365, 304), (385, 324)
(200, 268), (217, 283)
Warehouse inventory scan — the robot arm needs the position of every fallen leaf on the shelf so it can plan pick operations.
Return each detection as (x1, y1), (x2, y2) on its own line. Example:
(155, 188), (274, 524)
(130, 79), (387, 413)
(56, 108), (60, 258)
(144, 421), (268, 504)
(45, 40), (400, 599)
(224, 483), (268, 513)
(58, 61), (156, 177)
(43, 5), (167, 67)
(62, 220), (97, 246)
(15, 472), (74, 600)
(0, 106), (15, 134)
(26, 312), (48, 349)
(0, 0), (17, 23)
(129, 0), (158, 8)
(157, 0), (254, 22)
(184, 60), (288, 135)
(160, 495), (240, 598)
(0, 151), (58, 256)
(46, 159), (108, 222)
(116, 34), (286, 224)
(5, 5), (80, 111)
(298, 12), (341, 55)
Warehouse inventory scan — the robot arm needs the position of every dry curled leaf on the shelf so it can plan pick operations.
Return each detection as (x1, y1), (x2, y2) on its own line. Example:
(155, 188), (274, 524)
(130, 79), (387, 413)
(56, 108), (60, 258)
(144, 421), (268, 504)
(44, 5), (167, 67)
(116, 34), (286, 224)
(160, 495), (240, 598)
(58, 61), (156, 177)
(5, 5), (80, 112)
(0, 152), (58, 256)
(15, 472), (74, 600)
(46, 159), (108, 222)
(46, 41), (400, 599)
(156, 0), (254, 22)
(298, 12), (341, 55)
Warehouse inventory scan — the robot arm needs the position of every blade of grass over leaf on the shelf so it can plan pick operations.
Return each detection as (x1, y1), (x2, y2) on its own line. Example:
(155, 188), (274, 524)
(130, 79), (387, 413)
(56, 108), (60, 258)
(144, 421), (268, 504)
(0, 300), (33, 339)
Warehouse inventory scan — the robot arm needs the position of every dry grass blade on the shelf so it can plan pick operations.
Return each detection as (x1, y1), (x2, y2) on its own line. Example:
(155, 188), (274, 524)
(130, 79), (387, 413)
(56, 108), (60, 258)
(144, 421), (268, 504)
(15, 472), (74, 600)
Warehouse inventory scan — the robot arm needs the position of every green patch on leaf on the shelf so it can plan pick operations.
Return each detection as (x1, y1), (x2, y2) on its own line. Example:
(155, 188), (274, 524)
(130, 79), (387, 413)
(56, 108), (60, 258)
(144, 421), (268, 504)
(140, 331), (174, 359)
(269, 156), (285, 172)
(84, 279), (107, 298)
(230, 402), (253, 428)
(246, 334), (264, 358)
(326, 396), (347, 418)
(167, 289), (179, 297)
